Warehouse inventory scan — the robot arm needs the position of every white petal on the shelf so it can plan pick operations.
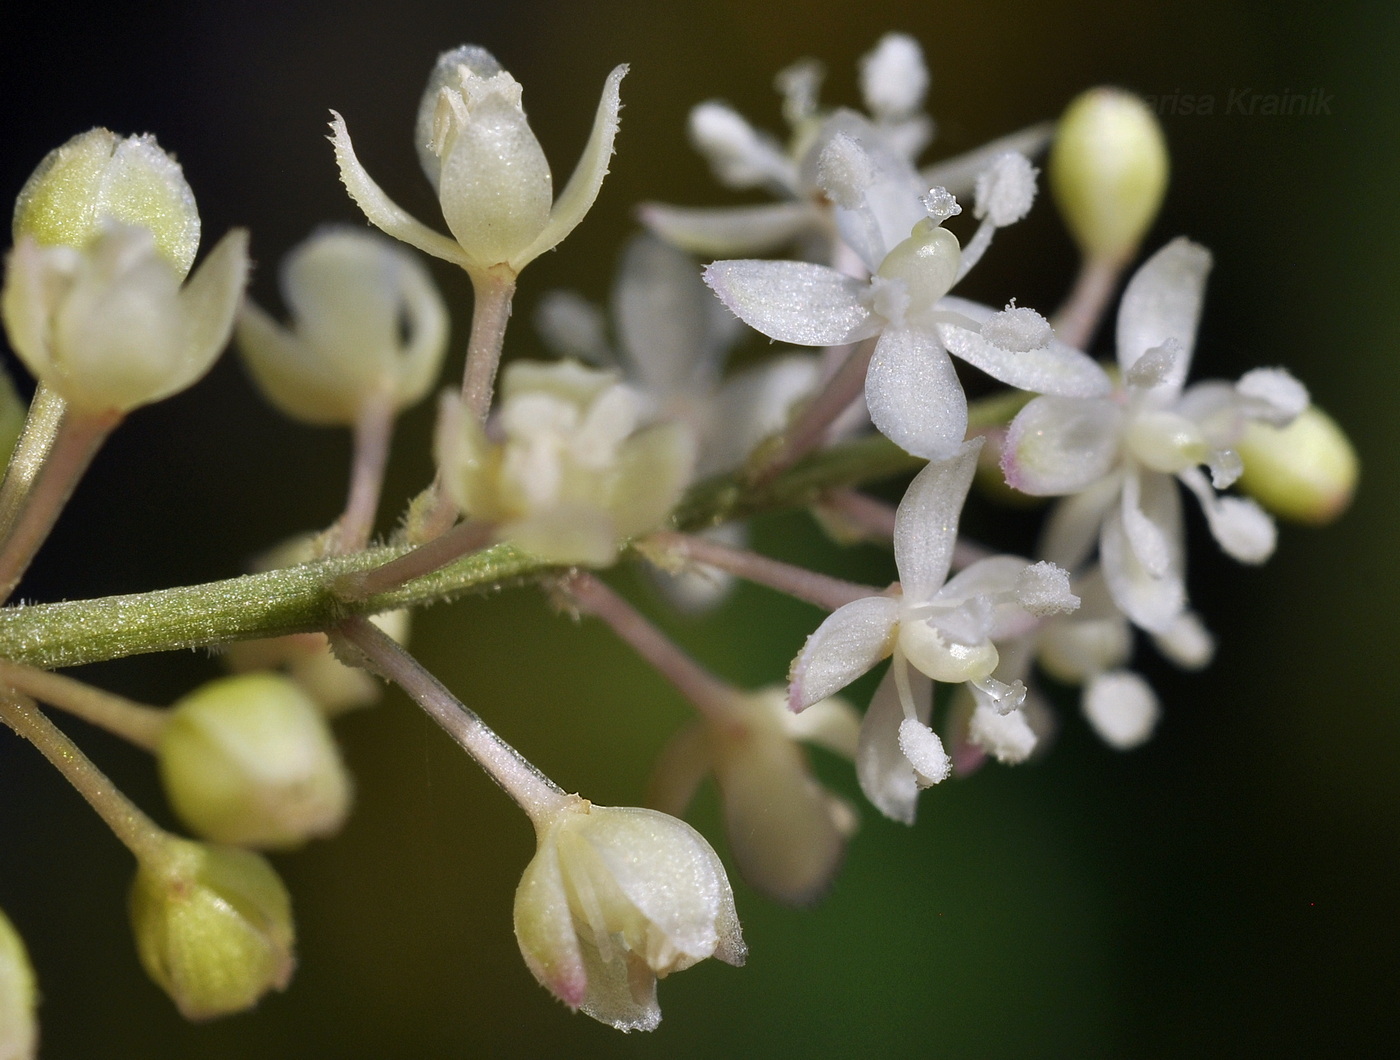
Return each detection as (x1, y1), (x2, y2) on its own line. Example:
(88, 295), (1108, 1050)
(637, 201), (814, 257)
(534, 290), (612, 366)
(856, 667), (929, 824)
(893, 439), (981, 602)
(414, 46), (504, 191)
(328, 112), (472, 268)
(647, 722), (713, 817)
(612, 235), (723, 397)
(1083, 670), (1160, 749)
(783, 694), (861, 759)
(515, 65), (628, 269)
(1235, 367), (1309, 426)
(788, 596), (900, 711)
(865, 327), (968, 461)
(1151, 609), (1215, 670)
(1115, 237), (1212, 389)
(1038, 476), (1121, 570)
(921, 122), (1056, 200)
(1002, 395), (1124, 496)
(703, 260), (877, 346)
(938, 321), (1109, 398)
(701, 353), (821, 476)
(165, 229), (251, 401)
(1179, 467), (1277, 564)
(689, 101), (796, 191)
(1101, 472), (1185, 633)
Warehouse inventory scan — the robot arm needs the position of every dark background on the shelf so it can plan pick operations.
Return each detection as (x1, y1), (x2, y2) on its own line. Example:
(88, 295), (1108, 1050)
(1, 0), (1396, 1056)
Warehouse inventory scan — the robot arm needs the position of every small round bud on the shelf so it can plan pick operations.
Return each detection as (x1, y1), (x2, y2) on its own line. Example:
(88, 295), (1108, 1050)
(1049, 88), (1168, 264)
(13, 128), (200, 277)
(129, 839), (295, 1021)
(0, 906), (39, 1060)
(1236, 404), (1358, 525)
(158, 674), (352, 849)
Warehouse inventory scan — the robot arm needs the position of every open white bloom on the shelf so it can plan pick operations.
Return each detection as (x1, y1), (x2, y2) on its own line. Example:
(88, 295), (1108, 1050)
(514, 798), (745, 1032)
(1001, 238), (1308, 632)
(2, 223), (248, 415)
(641, 34), (1052, 259)
(788, 441), (1079, 822)
(706, 146), (1107, 461)
(331, 46), (625, 277)
(537, 234), (821, 478)
(650, 686), (860, 906)
(237, 227), (449, 425)
(435, 360), (696, 566)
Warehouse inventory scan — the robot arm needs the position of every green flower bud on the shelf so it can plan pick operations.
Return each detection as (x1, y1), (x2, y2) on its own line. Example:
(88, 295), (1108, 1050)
(1237, 405), (1358, 525)
(1049, 88), (1168, 264)
(12, 128), (200, 278)
(0, 906), (39, 1060)
(158, 674), (352, 849)
(129, 839), (295, 1021)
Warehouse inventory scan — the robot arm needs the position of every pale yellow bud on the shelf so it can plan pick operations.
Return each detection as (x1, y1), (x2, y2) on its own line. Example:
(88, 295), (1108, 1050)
(0, 906), (38, 1060)
(1049, 88), (1168, 264)
(158, 674), (352, 848)
(1237, 405), (1358, 525)
(13, 128), (200, 277)
(129, 839), (295, 1021)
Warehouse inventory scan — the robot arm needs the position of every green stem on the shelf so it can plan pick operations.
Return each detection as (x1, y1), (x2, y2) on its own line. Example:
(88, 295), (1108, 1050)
(0, 391), (1025, 670)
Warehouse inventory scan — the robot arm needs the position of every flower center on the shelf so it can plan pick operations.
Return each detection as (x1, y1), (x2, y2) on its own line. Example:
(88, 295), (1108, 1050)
(874, 220), (961, 320)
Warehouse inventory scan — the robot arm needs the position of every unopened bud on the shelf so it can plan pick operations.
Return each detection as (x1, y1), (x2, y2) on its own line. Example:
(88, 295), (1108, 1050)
(1236, 404), (1358, 525)
(158, 674), (352, 848)
(129, 839), (295, 1020)
(0, 906), (38, 1060)
(13, 128), (200, 277)
(1049, 88), (1168, 264)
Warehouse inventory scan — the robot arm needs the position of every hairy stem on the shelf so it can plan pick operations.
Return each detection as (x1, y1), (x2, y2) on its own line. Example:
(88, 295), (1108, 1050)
(561, 572), (738, 727)
(334, 520), (494, 601)
(0, 659), (167, 750)
(642, 531), (880, 611)
(336, 615), (569, 826)
(0, 694), (169, 864)
(1052, 254), (1125, 352)
(461, 266), (517, 421)
(329, 393), (396, 555)
(0, 402), (119, 602)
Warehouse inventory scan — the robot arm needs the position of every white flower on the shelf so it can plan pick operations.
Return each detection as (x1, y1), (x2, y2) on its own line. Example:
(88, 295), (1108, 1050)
(237, 227), (449, 425)
(787, 441), (1079, 822)
(640, 36), (1052, 260)
(535, 234), (822, 479)
(650, 687), (860, 906)
(331, 46), (626, 277)
(2, 223), (248, 415)
(514, 799), (745, 1032)
(1001, 238), (1308, 632)
(706, 146), (1107, 462)
(435, 360), (696, 566)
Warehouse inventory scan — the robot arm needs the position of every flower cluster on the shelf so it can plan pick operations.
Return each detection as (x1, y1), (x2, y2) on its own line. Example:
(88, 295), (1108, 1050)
(0, 29), (1357, 1051)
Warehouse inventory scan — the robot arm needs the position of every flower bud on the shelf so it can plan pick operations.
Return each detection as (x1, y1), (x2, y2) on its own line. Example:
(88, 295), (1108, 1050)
(129, 839), (295, 1020)
(1236, 404), (1358, 525)
(1, 223), (248, 415)
(158, 673), (352, 849)
(436, 360), (696, 566)
(514, 798), (745, 1031)
(1049, 88), (1168, 264)
(13, 128), (200, 277)
(0, 906), (38, 1060)
(238, 227), (449, 425)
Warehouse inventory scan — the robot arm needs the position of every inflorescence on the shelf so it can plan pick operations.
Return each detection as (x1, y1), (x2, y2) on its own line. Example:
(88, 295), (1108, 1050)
(0, 33), (1357, 1047)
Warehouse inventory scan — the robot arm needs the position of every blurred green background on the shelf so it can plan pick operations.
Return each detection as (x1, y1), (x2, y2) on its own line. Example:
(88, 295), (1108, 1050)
(1, 0), (1396, 1056)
